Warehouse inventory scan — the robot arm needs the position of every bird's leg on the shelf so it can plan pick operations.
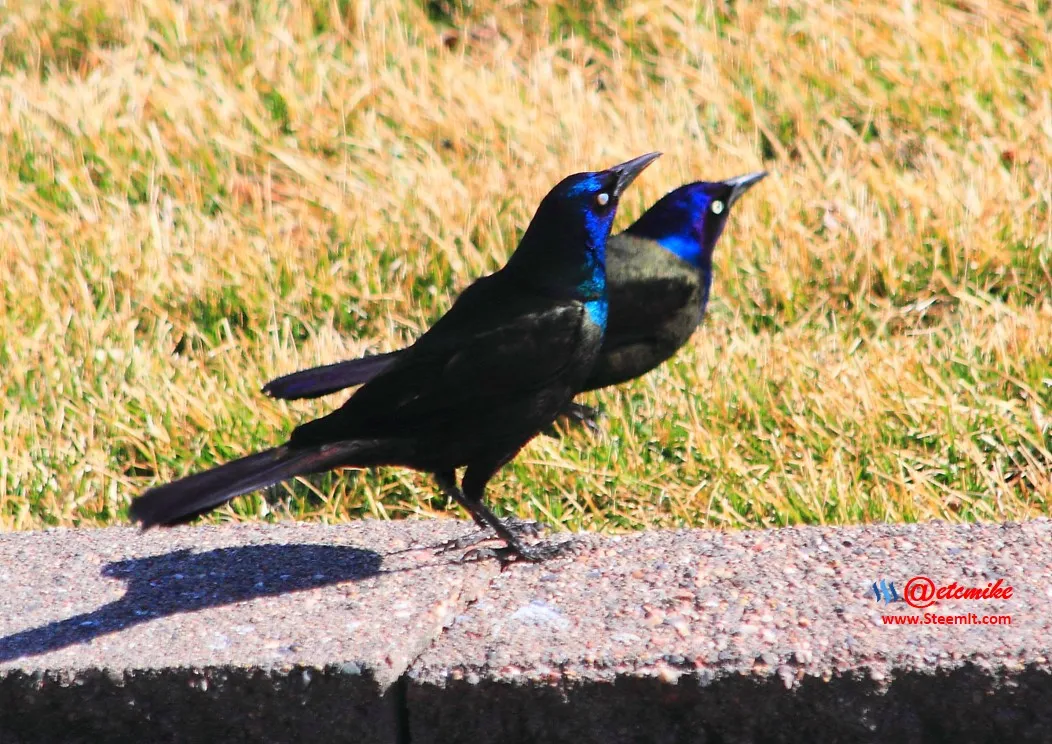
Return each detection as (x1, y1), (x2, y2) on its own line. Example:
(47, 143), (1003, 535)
(432, 471), (543, 553)
(434, 470), (487, 530)
(456, 463), (577, 564)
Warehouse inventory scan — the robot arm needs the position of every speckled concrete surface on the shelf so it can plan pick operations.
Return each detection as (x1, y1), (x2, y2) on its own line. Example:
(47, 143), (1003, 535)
(0, 520), (496, 743)
(408, 520), (1052, 743)
(1, 519), (1051, 743)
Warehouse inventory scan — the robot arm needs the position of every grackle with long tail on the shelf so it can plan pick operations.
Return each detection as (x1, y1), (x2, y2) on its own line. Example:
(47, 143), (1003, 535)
(263, 171), (767, 428)
(129, 152), (661, 562)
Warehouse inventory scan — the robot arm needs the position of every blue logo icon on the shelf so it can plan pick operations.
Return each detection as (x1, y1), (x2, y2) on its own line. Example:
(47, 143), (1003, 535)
(872, 579), (901, 604)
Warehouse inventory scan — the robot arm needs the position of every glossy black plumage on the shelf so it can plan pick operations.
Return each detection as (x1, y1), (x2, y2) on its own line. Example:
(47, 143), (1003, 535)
(263, 171), (767, 419)
(129, 152), (661, 561)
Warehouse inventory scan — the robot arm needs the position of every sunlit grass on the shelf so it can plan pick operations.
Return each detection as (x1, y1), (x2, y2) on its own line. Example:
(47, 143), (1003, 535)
(1, 0), (1050, 532)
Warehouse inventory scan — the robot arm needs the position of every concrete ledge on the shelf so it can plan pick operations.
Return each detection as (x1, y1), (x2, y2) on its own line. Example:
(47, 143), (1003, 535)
(0, 521), (495, 743)
(1, 666), (401, 743)
(408, 523), (1050, 743)
(1, 520), (1049, 742)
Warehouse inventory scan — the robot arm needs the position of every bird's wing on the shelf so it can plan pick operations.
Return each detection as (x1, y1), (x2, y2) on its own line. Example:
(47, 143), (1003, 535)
(290, 275), (592, 444)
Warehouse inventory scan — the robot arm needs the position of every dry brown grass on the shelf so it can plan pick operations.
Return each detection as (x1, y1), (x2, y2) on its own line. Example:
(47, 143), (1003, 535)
(1, 0), (1050, 532)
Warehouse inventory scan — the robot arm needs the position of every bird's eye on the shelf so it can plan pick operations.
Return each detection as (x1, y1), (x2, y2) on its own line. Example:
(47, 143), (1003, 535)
(711, 200), (725, 214)
(596, 192), (610, 207)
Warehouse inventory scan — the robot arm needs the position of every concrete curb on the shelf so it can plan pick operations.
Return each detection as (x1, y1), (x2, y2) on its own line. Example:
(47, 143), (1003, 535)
(1, 519), (1049, 742)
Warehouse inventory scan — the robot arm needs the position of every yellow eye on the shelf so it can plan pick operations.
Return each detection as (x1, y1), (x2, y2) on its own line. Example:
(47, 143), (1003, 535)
(596, 192), (610, 206)
(711, 200), (725, 214)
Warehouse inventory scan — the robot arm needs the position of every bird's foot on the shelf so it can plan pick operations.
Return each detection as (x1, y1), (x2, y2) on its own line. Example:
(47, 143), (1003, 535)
(541, 403), (603, 439)
(562, 402), (603, 434)
(460, 536), (582, 564)
(437, 517), (546, 554)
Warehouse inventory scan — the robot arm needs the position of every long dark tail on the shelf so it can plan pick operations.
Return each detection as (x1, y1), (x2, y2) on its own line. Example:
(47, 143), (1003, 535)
(261, 352), (402, 400)
(129, 442), (370, 528)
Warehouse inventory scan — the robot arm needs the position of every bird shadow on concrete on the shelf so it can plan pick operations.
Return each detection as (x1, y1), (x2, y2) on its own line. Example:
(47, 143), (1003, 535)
(0, 543), (382, 664)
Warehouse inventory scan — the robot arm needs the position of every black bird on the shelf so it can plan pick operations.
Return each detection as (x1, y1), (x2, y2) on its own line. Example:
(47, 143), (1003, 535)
(129, 152), (661, 562)
(262, 171), (767, 427)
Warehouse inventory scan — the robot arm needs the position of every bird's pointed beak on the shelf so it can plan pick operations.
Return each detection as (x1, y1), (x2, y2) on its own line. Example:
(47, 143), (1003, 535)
(607, 152), (662, 198)
(724, 170), (768, 208)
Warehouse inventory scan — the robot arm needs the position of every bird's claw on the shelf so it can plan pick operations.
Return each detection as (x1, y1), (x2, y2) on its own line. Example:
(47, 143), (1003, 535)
(460, 537), (582, 564)
(541, 403), (603, 438)
(436, 517), (545, 554)
(563, 402), (602, 434)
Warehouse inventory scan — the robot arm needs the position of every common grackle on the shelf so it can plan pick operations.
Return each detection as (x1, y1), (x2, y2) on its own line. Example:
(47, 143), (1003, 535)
(129, 152), (661, 562)
(263, 171), (766, 428)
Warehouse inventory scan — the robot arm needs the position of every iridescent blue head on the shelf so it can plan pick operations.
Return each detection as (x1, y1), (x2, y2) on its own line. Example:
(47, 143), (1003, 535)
(625, 171), (767, 269)
(504, 152), (662, 309)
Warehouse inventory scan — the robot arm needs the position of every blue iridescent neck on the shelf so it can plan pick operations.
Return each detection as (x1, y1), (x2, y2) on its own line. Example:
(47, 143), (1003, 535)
(566, 177), (613, 302)
(653, 233), (704, 266)
(584, 297), (608, 327)
(578, 228), (609, 329)
(502, 173), (614, 318)
(575, 234), (608, 300)
(625, 184), (721, 270)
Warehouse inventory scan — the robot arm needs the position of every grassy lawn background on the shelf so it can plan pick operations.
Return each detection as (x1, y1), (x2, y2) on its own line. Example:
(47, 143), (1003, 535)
(1, 0), (1050, 532)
